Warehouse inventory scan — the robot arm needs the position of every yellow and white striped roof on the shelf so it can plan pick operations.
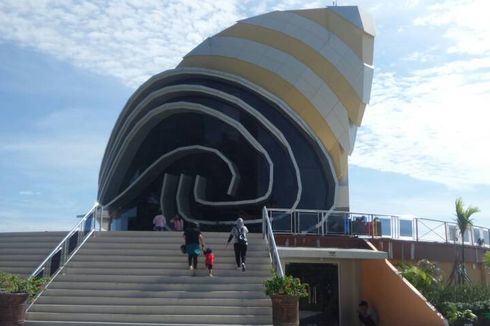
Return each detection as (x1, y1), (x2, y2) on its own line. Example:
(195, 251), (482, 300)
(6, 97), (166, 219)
(178, 6), (375, 180)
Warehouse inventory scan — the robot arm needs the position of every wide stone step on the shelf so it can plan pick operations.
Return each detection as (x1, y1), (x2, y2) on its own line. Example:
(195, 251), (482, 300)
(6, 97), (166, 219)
(0, 231), (67, 236)
(48, 281), (265, 292)
(76, 248), (269, 257)
(0, 254), (50, 261)
(0, 248), (55, 255)
(26, 322), (272, 326)
(62, 267), (270, 277)
(0, 243), (61, 250)
(29, 304), (272, 315)
(88, 234), (264, 240)
(94, 231), (263, 239)
(66, 261), (270, 270)
(43, 288), (268, 299)
(35, 296), (271, 307)
(83, 242), (266, 250)
(70, 254), (271, 264)
(26, 312), (272, 324)
(56, 274), (269, 284)
(0, 260), (42, 267)
(0, 232), (66, 239)
(0, 266), (33, 275)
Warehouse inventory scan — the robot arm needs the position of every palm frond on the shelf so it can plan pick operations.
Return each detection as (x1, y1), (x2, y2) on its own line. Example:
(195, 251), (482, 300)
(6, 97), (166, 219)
(454, 197), (480, 234)
(465, 206), (480, 219)
(455, 197), (465, 218)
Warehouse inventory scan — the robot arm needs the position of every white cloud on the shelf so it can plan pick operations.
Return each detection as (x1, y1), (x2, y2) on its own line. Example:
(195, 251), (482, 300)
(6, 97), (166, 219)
(0, 0), (242, 88)
(413, 0), (490, 55)
(352, 58), (490, 187)
(350, 0), (490, 188)
(403, 48), (438, 63)
(19, 191), (41, 196)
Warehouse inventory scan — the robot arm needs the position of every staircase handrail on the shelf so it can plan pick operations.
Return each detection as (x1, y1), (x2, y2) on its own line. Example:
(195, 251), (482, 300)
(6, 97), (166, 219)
(262, 206), (284, 277)
(30, 203), (100, 279)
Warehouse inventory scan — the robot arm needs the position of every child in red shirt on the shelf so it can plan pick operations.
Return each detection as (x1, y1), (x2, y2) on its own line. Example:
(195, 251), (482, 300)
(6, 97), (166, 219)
(204, 248), (215, 277)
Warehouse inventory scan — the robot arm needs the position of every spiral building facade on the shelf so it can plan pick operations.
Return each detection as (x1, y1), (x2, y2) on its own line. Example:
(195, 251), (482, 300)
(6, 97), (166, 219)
(98, 6), (375, 228)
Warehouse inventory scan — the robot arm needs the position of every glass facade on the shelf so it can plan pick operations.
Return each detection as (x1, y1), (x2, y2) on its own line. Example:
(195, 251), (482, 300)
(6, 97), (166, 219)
(104, 74), (337, 230)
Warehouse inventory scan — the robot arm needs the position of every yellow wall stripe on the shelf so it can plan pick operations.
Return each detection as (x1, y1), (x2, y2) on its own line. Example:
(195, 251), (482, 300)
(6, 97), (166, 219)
(218, 23), (365, 126)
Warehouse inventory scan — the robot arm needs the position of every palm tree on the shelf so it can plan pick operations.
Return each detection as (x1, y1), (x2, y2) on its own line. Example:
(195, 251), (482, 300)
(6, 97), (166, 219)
(455, 197), (480, 284)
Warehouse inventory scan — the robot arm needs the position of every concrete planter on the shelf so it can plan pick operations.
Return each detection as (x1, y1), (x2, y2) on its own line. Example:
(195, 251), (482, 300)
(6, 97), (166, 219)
(0, 292), (29, 326)
(271, 295), (299, 326)
(475, 320), (490, 326)
(451, 321), (475, 326)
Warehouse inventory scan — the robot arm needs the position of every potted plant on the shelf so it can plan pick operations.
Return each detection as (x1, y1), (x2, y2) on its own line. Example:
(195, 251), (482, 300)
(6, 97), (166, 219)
(0, 272), (46, 325)
(264, 273), (309, 326)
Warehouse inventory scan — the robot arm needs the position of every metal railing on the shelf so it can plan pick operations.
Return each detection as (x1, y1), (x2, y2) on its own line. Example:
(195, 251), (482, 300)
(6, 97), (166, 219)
(262, 207), (284, 276)
(31, 203), (101, 280)
(266, 208), (490, 247)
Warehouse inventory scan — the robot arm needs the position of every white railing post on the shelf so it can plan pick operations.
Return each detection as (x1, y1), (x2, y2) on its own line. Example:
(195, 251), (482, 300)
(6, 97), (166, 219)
(445, 222), (448, 243)
(415, 218), (419, 241)
(262, 207), (284, 277)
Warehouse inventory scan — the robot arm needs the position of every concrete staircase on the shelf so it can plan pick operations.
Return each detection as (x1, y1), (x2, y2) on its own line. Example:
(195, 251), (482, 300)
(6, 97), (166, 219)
(0, 232), (67, 276)
(26, 231), (273, 325)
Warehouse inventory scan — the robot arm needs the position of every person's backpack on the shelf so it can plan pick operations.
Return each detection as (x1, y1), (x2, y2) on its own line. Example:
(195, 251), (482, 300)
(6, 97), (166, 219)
(237, 226), (247, 245)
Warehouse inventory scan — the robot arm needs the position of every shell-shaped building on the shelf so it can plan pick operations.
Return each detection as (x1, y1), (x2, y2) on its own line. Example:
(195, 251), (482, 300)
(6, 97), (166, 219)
(98, 6), (375, 228)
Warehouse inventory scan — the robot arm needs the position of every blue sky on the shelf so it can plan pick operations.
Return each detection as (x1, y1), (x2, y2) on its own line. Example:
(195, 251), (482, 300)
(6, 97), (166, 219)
(0, 0), (489, 231)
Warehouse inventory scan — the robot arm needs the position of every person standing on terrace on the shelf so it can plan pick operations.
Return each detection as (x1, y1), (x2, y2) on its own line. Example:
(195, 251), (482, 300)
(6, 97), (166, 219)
(153, 210), (168, 231)
(170, 215), (184, 231)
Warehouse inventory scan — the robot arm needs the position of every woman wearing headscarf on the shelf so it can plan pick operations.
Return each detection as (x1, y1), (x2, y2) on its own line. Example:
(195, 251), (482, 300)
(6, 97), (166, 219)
(226, 217), (249, 271)
(183, 222), (205, 276)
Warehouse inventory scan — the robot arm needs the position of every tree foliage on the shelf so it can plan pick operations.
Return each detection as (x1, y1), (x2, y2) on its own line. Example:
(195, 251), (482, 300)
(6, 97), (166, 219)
(398, 260), (490, 322)
(399, 259), (442, 295)
(455, 197), (480, 238)
(484, 252), (490, 268)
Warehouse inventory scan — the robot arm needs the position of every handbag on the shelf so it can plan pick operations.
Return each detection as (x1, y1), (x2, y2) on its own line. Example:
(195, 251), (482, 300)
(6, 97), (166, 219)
(237, 227), (247, 245)
(180, 244), (186, 254)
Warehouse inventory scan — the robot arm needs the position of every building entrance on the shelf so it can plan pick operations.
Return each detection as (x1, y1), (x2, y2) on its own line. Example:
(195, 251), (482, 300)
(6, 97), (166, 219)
(286, 263), (339, 326)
